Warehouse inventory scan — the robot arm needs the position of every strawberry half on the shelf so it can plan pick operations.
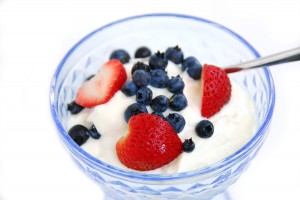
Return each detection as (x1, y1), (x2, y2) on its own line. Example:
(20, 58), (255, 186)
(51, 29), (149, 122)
(116, 113), (183, 171)
(200, 64), (232, 118)
(75, 59), (127, 108)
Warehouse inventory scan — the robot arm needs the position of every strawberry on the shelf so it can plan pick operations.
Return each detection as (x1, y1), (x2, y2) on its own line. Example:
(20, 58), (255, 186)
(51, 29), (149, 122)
(116, 113), (183, 171)
(200, 64), (232, 118)
(75, 59), (127, 108)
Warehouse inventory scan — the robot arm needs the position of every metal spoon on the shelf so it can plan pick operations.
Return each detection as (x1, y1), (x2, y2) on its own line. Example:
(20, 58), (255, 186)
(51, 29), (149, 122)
(223, 47), (300, 73)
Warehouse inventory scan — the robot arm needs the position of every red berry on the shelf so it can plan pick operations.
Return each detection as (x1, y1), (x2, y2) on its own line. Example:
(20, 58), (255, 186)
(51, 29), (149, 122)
(75, 59), (127, 108)
(200, 64), (232, 118)
(116, 113), (183, 171)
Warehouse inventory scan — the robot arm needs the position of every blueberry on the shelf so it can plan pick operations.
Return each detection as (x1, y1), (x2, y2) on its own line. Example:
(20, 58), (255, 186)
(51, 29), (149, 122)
(195, 120), (214, 138)
(166, 113), (186, 133)
(136, 87), (153, 105)
(165, 45), (184, 64)
(182, 138), (195, 153)
(187, 65), (202, 80)
(121, 81), (138, 96)
(150, 69), (169, 88)
(149, 51), (168, 70)
(124, 103), (148, 122)
(132, 69), (151, 88)
(68, 125), (90, 146)
(150, 95), (169, 113)
(110, 49), (130, 64)
(151, 112), (165, 119)
(169, 93), (187, 111)
(67, 101), (84, 114)
(89, 125), (101, 139)
(135, 46), (151, 58)
(168, 75), (185, 93)
(131, 62), (151, 75)
(182, 56), (200, 71)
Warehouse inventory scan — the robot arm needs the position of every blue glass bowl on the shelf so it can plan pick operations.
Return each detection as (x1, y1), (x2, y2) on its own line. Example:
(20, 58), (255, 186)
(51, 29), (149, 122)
(50, 13), (275, 200)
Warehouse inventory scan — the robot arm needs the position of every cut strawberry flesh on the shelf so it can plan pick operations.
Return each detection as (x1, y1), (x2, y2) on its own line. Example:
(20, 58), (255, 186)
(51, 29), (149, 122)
(75, 59), (127, 108)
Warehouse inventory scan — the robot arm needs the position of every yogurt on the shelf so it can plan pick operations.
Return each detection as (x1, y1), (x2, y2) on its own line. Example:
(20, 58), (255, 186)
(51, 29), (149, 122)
(68, 59), (257, 174)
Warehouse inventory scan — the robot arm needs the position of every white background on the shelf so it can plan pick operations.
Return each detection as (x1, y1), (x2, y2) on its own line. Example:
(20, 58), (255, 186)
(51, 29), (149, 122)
(0, 0), (300, 199)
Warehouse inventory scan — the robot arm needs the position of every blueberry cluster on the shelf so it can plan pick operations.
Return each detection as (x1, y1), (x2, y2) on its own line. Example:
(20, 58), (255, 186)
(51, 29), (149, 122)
(68, 124), (101, 146)
(117, 46), (215, 153)
(120, 46), (192, 134)
(67, 46), (214, 153)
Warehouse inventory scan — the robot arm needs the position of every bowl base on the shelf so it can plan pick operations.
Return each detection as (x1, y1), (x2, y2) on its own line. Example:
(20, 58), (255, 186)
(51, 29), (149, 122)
(103, 191), (232, 200)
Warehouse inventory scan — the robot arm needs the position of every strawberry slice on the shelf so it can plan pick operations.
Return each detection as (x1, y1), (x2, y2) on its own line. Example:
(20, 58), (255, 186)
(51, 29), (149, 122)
(116, 113), (183, 171)
(75, 59), (127, 108)
(200, 64), (232, 118)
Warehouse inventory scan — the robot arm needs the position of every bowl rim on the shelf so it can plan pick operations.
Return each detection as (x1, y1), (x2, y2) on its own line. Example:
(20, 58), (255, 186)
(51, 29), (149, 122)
(50, 13), (275, 182)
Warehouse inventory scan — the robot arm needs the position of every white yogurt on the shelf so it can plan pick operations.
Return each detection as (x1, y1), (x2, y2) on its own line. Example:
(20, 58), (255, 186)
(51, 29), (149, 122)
(68, 59), (257, 174)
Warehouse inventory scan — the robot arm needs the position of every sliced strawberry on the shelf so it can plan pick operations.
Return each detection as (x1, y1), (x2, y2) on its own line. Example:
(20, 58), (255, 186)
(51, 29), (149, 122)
(75, 59), (127, 108)
(116, 113), (183, 171)
(200, 64), (232, 118)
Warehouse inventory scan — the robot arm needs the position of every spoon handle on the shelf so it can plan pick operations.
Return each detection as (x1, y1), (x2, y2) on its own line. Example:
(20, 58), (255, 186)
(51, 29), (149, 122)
(224, 47), (300, 73)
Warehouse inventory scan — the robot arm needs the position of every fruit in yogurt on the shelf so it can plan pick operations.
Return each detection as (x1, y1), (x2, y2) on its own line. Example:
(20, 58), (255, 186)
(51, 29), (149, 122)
(75, 59), (127, 108)
(67, 101), (84, 114)
(124, 103), (148, 122)
(150, 95), (169, 113)
(182, 138), (195, 153)
(116, 113), (183, 171)
(68, 125), (90, 146)
(165, 45), (184, 64)
(182, 56), (202, 80)
(200, 64), (232, 118)
(110, 49), (131, 64)
(66, 45), (257, 173)
(196, 120), (214, 138)
(121, 81), (138, 97)
(168, 75), (185, 93)
(149, 51), (168, 70)
(165, 113), (186, 133)
(150, 69), (169, 88)
(134, 46), (152, 58)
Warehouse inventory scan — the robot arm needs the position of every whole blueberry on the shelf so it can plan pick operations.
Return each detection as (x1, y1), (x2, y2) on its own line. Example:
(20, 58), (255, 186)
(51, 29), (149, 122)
(150, 95), (169, 113)
(169, 93), (187, 111)
(182, 56), (200, 71)
(168, 75), (185, 93)
(109, 49), (130, 64)
(165, 45), (184, 64)
(151, 112), (165, 119)
(131, 62), (151, 75)
(182, 138), (195, 153)
(121, 81), (138, 97)
(136, 87), (153, 105)
(195, 120), (214, 138)
(150, 69), (169, 88)
(132, 69), (151, 88)
(187, 65), (202, 80)
(124, 103), (148, 122)
(149, 51), (168, 70)
(68, 125), (90, 146)
(134, 46), (152, 58)
(89, 125), (101, 139)
(166, 113), (186, 133)
(67, 101), (84, 114)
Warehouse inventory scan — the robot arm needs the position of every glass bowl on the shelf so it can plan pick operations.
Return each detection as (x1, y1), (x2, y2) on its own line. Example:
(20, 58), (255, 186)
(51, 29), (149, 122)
(50, 13), (275, 200)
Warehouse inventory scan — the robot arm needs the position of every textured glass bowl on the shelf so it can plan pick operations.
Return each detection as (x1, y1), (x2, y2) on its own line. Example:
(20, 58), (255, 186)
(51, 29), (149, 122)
(50, 14), (275, 200)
